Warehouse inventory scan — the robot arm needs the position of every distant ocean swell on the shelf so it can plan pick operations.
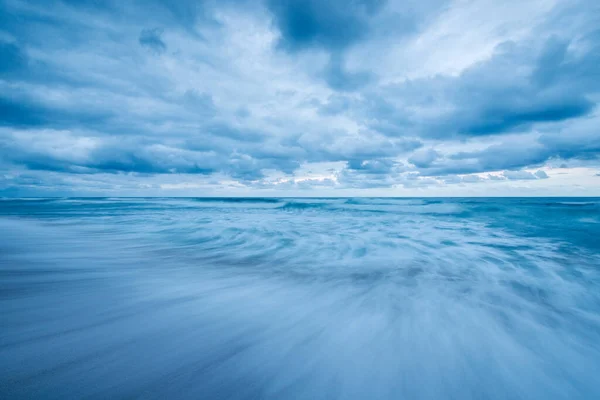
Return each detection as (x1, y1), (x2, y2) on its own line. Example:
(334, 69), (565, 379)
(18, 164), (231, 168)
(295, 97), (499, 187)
(1, 198), (600, 399)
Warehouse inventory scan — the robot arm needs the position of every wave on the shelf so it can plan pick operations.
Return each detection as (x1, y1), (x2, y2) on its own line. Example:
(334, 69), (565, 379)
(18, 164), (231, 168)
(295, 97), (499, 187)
(276, 198), (465, 215)
(556, 201), (599, 206)
(190, 197), (283, 204)
(344, 198), (427, 206)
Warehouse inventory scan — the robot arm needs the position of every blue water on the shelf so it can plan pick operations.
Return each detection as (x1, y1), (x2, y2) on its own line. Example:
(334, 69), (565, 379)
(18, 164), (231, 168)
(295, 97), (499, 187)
(1, 197), (600, 399)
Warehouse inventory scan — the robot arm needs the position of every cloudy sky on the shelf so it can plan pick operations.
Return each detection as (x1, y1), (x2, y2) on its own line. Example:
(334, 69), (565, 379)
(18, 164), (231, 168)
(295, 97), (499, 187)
(0, 0), (599, 196)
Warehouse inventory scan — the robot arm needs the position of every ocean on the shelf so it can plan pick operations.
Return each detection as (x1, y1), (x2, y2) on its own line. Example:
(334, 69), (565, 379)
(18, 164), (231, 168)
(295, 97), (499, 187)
(1, 197), (600, 399)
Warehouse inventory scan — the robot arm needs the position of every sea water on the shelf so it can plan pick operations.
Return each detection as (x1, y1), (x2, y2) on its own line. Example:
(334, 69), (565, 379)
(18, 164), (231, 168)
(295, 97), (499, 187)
(1, 197), (599, 399)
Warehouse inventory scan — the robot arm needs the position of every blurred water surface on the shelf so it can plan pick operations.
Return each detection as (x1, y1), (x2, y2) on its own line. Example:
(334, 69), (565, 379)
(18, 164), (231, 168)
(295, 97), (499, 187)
(1, 197), (600, 399)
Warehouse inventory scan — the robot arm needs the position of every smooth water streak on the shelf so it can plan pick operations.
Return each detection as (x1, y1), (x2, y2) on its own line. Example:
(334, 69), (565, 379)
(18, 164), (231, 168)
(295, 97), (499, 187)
(1, 198), (600, 399)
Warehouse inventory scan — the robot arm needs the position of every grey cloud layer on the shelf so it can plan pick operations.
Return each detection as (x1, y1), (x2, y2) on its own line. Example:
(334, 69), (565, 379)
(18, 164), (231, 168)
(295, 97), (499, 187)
(0, 0), (599, 195)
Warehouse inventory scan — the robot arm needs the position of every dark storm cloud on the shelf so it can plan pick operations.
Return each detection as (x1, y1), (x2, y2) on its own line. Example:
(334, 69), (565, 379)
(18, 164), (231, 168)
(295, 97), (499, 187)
(0, 97), (46, 127)
(0, 95), (113, 129)
(266, 0), (389, 91)
(266, 0), (386, 52)
(411, 141), (553, 177)
(0, 42), (27, 75)
(265, 0), (450, 91)
(410, 116), (600, 178)
(139, 28), (167, 54)
(0, 127), (303, 181)
(359, 33), (600, 140)
(445, 141), (549, 174)
(0, 132), (285, 179)
(539, 119), (600, 160)
(443, 38), (598, 137)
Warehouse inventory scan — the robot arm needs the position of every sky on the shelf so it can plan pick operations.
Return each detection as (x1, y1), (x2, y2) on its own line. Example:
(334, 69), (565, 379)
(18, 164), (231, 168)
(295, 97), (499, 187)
(0, 0), (599, 197)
